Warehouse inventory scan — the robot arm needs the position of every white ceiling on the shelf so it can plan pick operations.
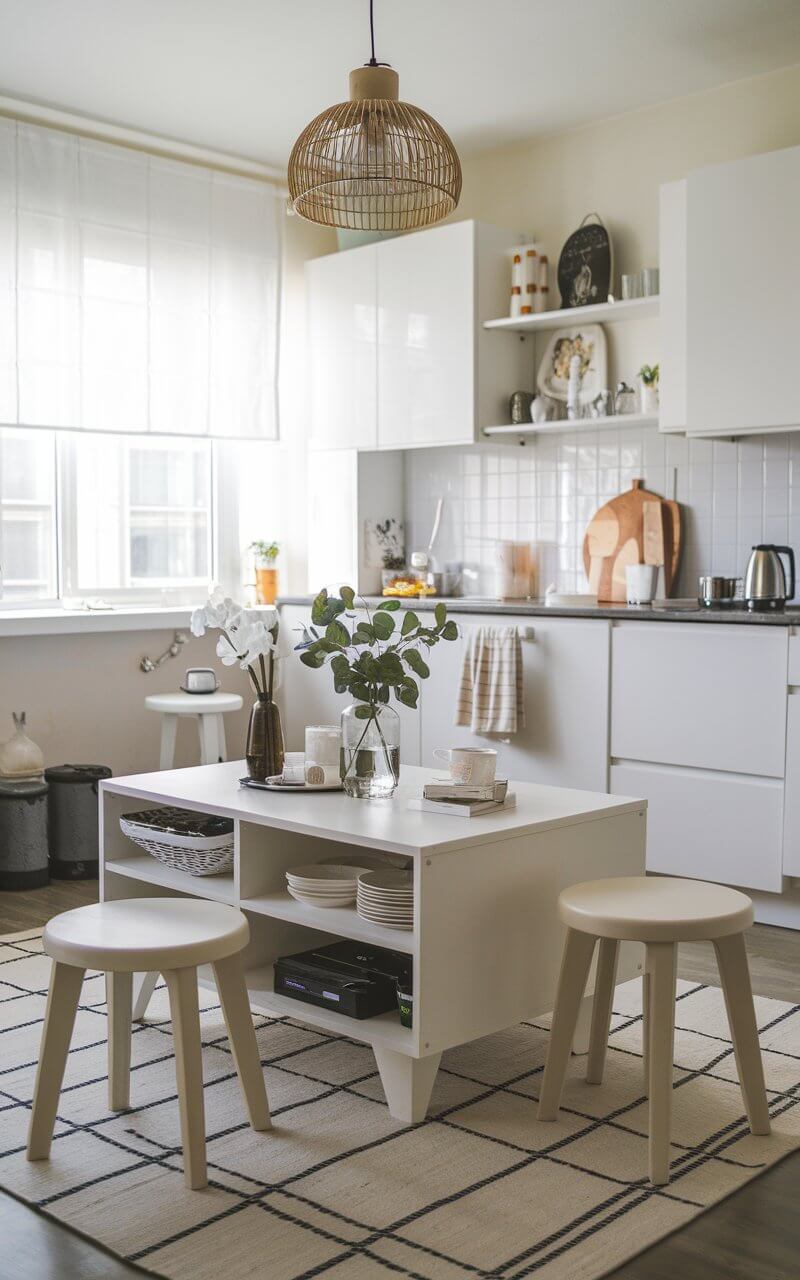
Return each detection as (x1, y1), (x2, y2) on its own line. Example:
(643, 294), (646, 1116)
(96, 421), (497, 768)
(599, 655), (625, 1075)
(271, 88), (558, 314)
(0, 0), (798, 167)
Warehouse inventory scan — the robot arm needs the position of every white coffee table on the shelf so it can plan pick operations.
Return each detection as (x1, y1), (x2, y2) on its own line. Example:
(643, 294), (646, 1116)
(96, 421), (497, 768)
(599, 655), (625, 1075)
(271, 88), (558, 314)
(100, 762), (646, 1122)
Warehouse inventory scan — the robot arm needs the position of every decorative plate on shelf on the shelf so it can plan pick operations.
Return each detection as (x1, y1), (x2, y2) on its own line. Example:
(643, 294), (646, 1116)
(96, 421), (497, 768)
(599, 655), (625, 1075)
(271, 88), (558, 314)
(557, 214), (613, 309)
(536, 324), (607, 406)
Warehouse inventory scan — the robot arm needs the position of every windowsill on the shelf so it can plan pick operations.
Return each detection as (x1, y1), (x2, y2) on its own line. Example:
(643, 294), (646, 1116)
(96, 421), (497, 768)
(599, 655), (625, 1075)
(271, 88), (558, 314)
(0, 604), (198, 638)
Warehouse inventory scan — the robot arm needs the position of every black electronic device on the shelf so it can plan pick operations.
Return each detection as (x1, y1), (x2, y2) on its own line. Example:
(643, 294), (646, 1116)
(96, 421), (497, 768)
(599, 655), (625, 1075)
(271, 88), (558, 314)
(274, 939), (411, 1021)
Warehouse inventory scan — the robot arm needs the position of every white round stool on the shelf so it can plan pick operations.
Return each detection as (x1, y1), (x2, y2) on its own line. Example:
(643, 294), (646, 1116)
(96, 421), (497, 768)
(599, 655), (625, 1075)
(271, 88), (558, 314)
(538, 876), (770, 1186)
(27, 898), (270, 1190)
(145, 691), (243, 769)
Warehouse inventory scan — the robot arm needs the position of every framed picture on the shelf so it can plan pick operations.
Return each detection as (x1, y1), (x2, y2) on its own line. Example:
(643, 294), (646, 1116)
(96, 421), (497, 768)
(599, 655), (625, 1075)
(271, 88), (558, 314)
(557, 215), (613, 309)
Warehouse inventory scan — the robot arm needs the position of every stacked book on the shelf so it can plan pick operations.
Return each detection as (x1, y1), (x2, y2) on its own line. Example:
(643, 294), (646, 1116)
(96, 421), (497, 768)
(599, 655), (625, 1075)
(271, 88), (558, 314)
(408, 779), (516, 818)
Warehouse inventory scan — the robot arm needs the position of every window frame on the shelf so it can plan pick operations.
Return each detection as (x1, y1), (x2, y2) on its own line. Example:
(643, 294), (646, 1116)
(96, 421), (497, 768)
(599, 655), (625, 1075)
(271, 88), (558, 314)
(0, 428), (240, 611)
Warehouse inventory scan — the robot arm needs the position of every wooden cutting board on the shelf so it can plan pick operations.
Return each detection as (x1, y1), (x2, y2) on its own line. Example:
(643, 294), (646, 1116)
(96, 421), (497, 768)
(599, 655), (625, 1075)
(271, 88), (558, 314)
(582, 480), (682, 602)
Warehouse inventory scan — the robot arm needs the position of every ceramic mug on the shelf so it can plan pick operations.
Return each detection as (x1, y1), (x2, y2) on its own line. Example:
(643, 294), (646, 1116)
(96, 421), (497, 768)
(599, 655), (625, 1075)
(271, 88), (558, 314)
(433, 747), (497, 786)
(625, 563), (658, 605)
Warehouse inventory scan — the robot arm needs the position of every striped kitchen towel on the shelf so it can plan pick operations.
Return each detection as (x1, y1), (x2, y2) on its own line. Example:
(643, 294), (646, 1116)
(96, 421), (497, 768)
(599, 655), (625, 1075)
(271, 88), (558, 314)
(455, 625), (525, 734)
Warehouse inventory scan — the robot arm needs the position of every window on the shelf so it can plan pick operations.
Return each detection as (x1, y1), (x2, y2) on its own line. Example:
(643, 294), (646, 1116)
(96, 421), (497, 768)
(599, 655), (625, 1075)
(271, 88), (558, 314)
(61, 435), (212, 600)
(0, 428), (217, 606)
(0, 113), (283, 610)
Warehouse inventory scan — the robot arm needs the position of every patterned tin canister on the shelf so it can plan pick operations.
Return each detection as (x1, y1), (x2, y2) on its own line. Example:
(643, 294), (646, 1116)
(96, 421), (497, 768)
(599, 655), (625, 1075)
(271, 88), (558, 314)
(0, 779), (49, 890)
(44, 764), (112, 880)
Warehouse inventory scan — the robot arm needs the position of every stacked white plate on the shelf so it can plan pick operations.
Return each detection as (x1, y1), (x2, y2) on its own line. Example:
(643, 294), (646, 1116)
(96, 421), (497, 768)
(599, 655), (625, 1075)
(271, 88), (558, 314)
(356, 869), (414, 930)
(285, 863), (371, 908)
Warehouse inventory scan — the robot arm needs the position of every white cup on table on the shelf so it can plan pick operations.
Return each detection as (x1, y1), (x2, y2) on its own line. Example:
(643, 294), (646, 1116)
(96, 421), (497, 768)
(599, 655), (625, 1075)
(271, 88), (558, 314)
(433, 747), (497, 786)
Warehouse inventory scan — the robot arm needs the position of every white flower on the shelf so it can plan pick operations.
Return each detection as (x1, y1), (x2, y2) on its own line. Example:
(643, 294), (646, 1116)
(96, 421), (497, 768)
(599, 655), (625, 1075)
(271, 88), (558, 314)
(215, 634), (240, 667)
(190, 607), (207, 638)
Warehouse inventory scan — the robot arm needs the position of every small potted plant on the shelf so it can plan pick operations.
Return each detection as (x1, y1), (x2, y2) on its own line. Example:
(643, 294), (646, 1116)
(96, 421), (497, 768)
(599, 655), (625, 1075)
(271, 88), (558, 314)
(250, 540), (280, 605)
(296, 586), (458, 799)
(638, 364), (659, 415)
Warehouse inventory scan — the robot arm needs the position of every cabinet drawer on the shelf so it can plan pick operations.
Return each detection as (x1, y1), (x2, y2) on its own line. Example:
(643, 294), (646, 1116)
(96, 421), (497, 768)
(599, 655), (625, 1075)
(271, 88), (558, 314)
(782, 691), (800, 877)
(611, 623), (787, 777)
(788, 631), (800, 685)
(610, 762), (783, 892)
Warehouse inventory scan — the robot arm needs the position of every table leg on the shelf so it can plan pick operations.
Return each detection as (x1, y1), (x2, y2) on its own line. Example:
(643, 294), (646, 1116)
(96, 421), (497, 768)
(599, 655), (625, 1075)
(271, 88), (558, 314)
(373, 1047), (442, 1123)
(160, 714), (178, 770)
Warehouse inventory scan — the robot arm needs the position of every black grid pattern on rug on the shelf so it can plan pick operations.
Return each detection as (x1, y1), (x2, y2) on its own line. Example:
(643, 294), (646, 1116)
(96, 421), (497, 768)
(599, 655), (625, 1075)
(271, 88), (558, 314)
(0, 931), (798, 1280)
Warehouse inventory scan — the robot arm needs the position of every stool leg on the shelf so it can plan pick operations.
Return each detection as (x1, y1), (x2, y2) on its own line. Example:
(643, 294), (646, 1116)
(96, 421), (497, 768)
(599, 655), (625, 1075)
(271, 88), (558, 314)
(646, 941), (677, 1185)
(132, 970), (160, 1022)
(27, 962), (85, 1160)
(164, 967), (207, 1189)
(713, 933), (771, 1136)
(108, 971), (133, 1111)
(586, 938), (619, 1085)
(538, 929), (596, 1121)
(199, 714), (220, 766)
(160, 714), (178, 770)
(215, 714), (228, 763)
(642, 969), (650, 1098)
(212, 953), (270, 1131)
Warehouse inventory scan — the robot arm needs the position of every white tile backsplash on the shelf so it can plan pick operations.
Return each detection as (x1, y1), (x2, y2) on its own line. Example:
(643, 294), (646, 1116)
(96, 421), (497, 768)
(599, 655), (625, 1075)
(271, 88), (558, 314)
(404, 428), (798, 597)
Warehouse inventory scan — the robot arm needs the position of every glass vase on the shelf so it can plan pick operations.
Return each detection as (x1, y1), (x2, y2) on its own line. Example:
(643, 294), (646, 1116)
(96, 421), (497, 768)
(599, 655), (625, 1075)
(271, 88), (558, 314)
(340, 702), (400, 799)
(246, 695), (285, 782)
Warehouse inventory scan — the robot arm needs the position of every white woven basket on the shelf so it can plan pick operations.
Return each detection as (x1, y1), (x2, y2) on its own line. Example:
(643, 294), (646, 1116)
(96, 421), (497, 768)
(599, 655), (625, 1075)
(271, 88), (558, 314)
(120, 810), (234, 877)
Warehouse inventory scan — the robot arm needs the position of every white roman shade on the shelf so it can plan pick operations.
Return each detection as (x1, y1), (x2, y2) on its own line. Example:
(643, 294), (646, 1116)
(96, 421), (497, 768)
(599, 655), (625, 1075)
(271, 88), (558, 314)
(0, 118), (280, 439)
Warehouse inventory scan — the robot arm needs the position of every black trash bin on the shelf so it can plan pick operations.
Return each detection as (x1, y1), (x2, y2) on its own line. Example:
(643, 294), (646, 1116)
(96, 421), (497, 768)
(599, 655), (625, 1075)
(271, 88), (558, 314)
(0, 779), (49, 889)
(45, 764), (112, 880)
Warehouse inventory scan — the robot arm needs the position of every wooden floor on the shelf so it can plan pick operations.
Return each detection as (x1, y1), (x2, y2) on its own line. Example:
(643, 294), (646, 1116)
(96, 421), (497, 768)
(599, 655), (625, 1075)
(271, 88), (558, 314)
(1, 880), (798, 1280)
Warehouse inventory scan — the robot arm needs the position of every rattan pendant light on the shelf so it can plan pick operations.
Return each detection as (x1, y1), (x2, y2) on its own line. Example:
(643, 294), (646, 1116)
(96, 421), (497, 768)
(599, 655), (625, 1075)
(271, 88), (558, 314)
(288, 0), (461, 231)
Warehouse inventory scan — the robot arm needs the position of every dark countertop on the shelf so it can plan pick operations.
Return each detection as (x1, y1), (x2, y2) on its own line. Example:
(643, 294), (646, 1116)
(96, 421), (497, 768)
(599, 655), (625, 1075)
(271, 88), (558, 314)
(279, 596), (800, 626)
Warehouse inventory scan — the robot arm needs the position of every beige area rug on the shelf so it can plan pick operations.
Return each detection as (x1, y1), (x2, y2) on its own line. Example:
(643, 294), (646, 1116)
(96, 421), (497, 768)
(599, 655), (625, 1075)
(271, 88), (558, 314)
(0, 930), (798, 1280)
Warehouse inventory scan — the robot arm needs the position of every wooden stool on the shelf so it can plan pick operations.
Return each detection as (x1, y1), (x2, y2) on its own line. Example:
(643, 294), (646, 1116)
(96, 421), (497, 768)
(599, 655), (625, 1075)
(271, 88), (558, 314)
(27, 898), (270, 1189)
(145, 691), (243, 769)
(538, 876), (770, 1185)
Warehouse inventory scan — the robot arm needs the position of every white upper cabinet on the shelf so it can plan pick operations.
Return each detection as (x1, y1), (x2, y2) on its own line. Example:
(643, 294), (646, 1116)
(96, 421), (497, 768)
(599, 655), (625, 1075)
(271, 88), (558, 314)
(377, 220), (474, 448)
(307, 244), (377, 450)
(660, 145), (800, 436)
(307, 221), (526, 450)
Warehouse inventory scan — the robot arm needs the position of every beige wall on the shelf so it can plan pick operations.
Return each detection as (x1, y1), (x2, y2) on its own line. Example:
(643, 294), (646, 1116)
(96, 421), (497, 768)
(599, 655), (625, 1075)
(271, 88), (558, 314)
(454, 62), (800, 281)
(0, 629), (253, 776)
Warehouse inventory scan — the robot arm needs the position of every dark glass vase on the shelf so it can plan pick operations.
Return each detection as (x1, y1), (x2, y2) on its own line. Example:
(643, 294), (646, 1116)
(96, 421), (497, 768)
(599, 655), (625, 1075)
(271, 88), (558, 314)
(246, 695), (285, 782)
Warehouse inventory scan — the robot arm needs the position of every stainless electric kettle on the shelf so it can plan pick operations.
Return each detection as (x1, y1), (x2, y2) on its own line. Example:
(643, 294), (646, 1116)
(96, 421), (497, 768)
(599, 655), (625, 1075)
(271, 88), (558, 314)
(744, 544), (796, 611)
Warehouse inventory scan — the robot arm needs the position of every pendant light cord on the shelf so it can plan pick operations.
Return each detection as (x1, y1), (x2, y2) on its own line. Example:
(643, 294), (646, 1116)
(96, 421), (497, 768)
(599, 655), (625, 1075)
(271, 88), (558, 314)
(366, 0), (388, 67)
(369, 0), (376, 64)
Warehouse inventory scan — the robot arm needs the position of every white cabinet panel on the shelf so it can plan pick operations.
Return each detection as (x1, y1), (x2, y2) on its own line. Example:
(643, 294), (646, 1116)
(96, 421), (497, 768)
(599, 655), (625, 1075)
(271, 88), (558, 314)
(782, 692), (800, 877)
(788, 631), (800, 685)
(307, 246), (377, 450)
(611, 623), (787, 778)
(277, 606), (421, 765)
(377, 221), (474, 448)
(421, 614), (610, 791)
(683, 145), (800, 435)
(611, 761), (783, 893)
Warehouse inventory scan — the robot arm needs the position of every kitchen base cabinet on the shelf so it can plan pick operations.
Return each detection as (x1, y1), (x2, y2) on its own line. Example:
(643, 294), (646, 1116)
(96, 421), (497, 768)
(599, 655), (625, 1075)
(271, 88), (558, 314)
(781, 691), (800, 877)
(610, 761), (784, 893)
(421, 615), (609, 791)
(611, 623), (788, 779)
